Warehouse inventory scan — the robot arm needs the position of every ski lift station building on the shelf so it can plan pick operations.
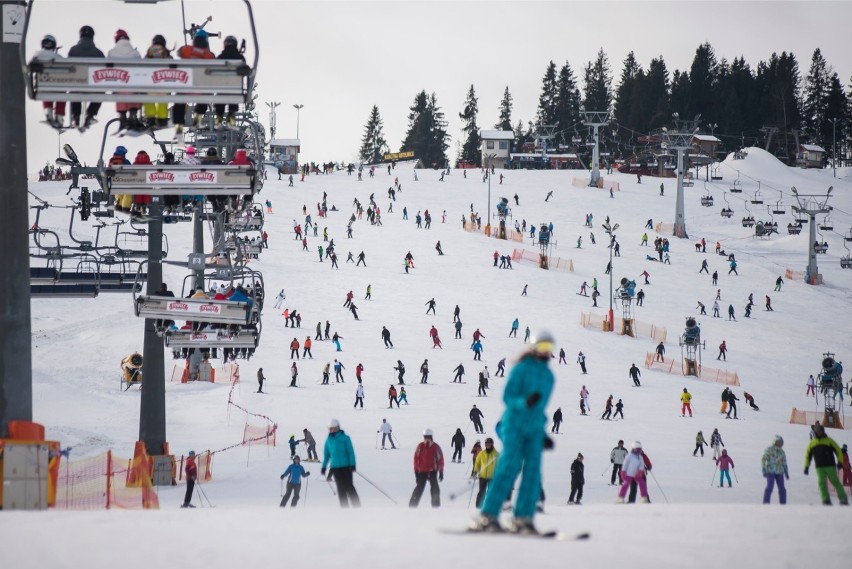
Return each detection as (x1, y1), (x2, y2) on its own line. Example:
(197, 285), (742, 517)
(269, 138), (301, 173)
(479, 129), (515, 168)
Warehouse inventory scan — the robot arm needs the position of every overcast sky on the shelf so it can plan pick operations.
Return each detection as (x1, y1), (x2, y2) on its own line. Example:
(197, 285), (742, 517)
(23, 0), (852, 170)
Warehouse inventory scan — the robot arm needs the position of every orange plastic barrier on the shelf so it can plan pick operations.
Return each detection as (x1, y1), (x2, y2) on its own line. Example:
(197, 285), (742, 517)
(54, 450), (159, 510)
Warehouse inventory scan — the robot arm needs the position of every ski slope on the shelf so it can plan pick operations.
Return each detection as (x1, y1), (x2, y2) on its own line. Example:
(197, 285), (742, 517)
(3, 148), (851, 568)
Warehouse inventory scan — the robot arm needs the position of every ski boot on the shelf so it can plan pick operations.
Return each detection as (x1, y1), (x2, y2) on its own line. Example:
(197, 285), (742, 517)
(470, 515), (503, 533)
(508, 518), (538, 535)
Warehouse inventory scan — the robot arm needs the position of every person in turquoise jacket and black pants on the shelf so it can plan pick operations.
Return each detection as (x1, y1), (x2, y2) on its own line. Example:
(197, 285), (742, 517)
(473, 331), (556, 534)
(321, 418), (360, 507)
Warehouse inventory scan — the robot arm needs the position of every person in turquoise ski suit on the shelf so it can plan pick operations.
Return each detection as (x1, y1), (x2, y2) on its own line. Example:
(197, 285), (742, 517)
(321, 418), (360, 507)
(476, 331), (555, 532)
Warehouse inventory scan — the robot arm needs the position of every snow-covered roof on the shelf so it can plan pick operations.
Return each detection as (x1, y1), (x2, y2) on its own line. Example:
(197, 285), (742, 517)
(480, 129), (515, 140)
(693, 134), (721, 143)
(269, 138), (300, 147)
(800, 144), (825, 152)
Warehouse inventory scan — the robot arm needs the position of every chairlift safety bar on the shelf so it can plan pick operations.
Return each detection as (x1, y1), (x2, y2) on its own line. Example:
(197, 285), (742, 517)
(106, 165), (257, 196)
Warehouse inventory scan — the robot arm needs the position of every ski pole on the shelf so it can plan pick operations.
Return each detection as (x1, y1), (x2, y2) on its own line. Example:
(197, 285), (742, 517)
(601, 464), (611, 477)
(448, 479), (475, 500)
(325, 476), (337, 496)
(467, 477), (477, 509)
(355, 470), (398, 505)
(303, 476), (309, 508)
(281, 478), (284, 496)
(648, 470), (668, 503)
(710, 465), (718, 487)
(732, 467), (739, 483)
(375, 431), (379, 449)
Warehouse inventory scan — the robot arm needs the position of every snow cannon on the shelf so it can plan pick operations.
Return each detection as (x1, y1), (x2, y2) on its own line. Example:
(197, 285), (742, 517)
(496, 198), (509, 217)
(683, 318), (701, 344)
(679, 318), (704, 377)
(120, 352), (143, 390)
(818, 353), (845, 429)
(819, 356), (843, 388)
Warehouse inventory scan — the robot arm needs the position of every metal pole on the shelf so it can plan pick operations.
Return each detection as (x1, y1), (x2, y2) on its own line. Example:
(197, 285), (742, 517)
(139, 202), (166, 455)
(832, 119), (837, 178)
(674, 147), (688, 238)
(0, 0), (33, 437)
(293, 104), (303, 139)
(192, 202), (204, 291)
(608, 235), (614, 330)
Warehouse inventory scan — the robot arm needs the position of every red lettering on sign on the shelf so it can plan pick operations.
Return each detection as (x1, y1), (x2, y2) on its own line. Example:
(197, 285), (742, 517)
(189, 171), (216, 182)
(199, 304), (221, 313)
(148, 171), (175, 182)
(92, 69), (130, 83)
(167, 302), (189, 312)
(152, 69), (190, 84)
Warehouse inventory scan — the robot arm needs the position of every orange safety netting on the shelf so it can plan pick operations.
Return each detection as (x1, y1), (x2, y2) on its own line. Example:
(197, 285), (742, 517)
(785, 268), (806, 281)
(54, 451), (158, 510)
(643, 352), (741, 386)
(571, 177), (620, 191)
(580, 314), (666, 342)
(789, 408), (849, 429)
(654, 222), (675, 234)
(512, 248), (574, 272)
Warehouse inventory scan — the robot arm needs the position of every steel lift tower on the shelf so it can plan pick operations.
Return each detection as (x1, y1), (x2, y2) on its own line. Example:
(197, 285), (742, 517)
(662, 113), (700, 238)
(582, 109), (610, 186)
(791, 187), (832, 285)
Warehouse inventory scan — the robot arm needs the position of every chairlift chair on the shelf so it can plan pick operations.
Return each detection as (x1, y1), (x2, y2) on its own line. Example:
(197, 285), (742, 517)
(819, 214), (833, 232)
(741, 201), (755, 227)
(750, 190), (763, 205)
(845, 229), (852, 243)
(22, 0), (259, 107)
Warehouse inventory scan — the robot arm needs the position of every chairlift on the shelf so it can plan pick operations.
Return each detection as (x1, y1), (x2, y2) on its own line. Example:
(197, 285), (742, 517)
(711, 166), (723, 181)
(750, 190), (763, 205)
(729, 172), (743, 193)
(720, 192), (733, 218)
(772, 200), (786, 215)
(700, 184), (713, 207)
(22, 0), (259, 107)
(845, 228), (852, 243)
(787, 222), (802, 235)
(819, 214), (833, 232)
(841, 243), (852, 269)
(742, 201), (755, 227)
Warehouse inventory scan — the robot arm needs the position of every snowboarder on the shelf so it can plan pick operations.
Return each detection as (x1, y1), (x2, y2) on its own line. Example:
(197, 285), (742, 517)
(496, 357), (506, 377)
(568, 453), (585, 504)
(280, 456), (310, 507)
(321, 419), (360, 507)
(378, 419), (396, 449)
(726, 392), (740, 419)
(452, 363), (465, 383)
(509, 318), (519, 337)
(451, 428), (465, 463)
(470, 405), (485, 434)
(410, 429), (444, 508)
(655, 342), (665, 362)
(478, 370), (488, 397)
(744, 391), (760, 410)
(381, 326), (393, 348)
(425, 298), (437, 315)
(775, 276), (784, 291)
(614, 399), (624, 419)
(765, 295), (774, 311)
(290, 362), (299, 387)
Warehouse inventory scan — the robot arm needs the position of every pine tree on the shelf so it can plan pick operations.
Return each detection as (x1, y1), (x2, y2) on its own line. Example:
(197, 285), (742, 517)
(401, 90), (449, 168)
(823, 72), (848, 162)
(687, 43), (718, 122)
(537, 61), (559, 127)
(670, 70), (690, 121)
(802, 48), (832, 147)
(513, 119), (527, 154)
(613, 52), (641, 134)
(358, 105), (387, 164)
(459, 85), (481, 166)
(495, 87), (513, 131)
(582, 49), (613, 112)
(554, 61), (582, 146)
(645, 57), (671, 130)
(755, 52), (801, 155)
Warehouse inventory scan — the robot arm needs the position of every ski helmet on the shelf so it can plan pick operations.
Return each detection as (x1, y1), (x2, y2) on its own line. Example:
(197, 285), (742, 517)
(224, 35), (238, 49)
(632, 441), (642, 450)
(152, 34), (167, 47)
(423, 428), (434, 437)
(293, 456), (300, 463)
(114, 145), (127, 156)
(774, 435), (784, 446)
(114, 29), (129, 42)
(41, 35), (57, 50)
(531, 329), (555, 355)
(188, 450), (196, 457)
(328, 418), (340, 429)
(79, 25), (95, 39)
(185, 146), (196, 155)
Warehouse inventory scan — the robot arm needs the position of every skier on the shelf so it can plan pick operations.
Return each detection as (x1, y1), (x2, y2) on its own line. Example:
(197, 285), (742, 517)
(699, 259), (709, 274)
(636, 289), (645, 306)
(694, 430), (708, 457)
(617, 442), (650, 503)
(712, 300), (720, 318)
(256, 368), (265, 393)
(333, 359), (345, 382)
(681, 388), (693, 417)
(280, 456), (310, 507)
(451, 428), (466, 462)
(697, 301), (707, 315)
(394, 360), (406, 384)
(470, 405), (485, 434)
(430, 326), (443, 349)
(454, 320), (463, 339)
(496, 357), (506, 377)
(720, 387), (730, 414)
(775, 276), (784, 291)
(629, 364), (641, 386)
(601, 395), (613, 420)
(453, 304), (461, 322)
(409, 429), (444, 508)
(32, 34), (68, 129)
(558, 348), (567, 364)
(478, 370), (488, 397)
(365, 284), (372, 300)
(420, 359), (430, 383)
(726, 391), (740, 419)
(381, 326), (394, 349)
(716, 450), (735, 488)
(471, 332), (556, 533)
(274, 289), (285, 309)
(522, 284), (528, 296)
(765, 295), (774, 311)
(303, 336), (313, 358)
(804, 424), (849, 505)
(388, 385), (400, 409)
(655, 342), (665, 362)
(728, 259), (738, 275)
(181, 450), (197, 508)
(761, 435), (789, 504)
(354, 381), (365, 409)
(712, 271), (718, 285)
(710, 428), (724, 459)
(295, 429), (316, 462)
(509, 318), (519, 337)
(290, 362), (299, 387)
(288, 435), (299, 458)
(425, 298), (437, 315)
(806, 374), (816, 397)
(321, 363), (331, 385)
(728, 304), (736, 321)
(452, 363), (465, 383)
(321, 419), (360, 507)
(613, 398), (625, 419)
(473, 438), (499, 508)
(551, 408), (563, 433)
(577, 351), (587, 374)
(523, 326), (531, 343)
(610, 440), (627, 485)
(472, 340), (484, 361)
(398, 386), (409, 405)
(565, 453), (586, 506)
(378, 418), (396, 449)
(717, 340), (727, 361)
(580, 385), (590, 412)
